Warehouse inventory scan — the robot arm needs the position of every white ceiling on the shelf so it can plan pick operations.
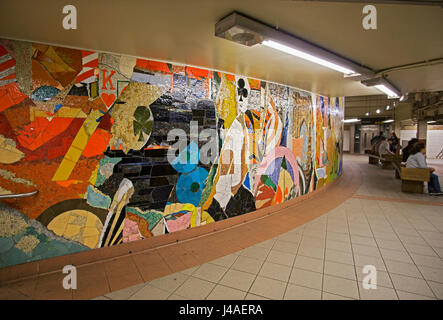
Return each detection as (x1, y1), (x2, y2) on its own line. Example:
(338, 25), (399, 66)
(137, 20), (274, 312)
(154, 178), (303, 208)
(0, 0), (442, 97)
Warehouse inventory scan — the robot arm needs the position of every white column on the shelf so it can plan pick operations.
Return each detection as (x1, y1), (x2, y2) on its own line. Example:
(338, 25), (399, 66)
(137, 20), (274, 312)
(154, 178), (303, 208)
(417, 119), (427, 140)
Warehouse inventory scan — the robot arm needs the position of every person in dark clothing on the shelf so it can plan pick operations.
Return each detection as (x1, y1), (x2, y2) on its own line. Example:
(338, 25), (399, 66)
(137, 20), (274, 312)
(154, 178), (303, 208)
(371, 131), (384, 146)
(390, 132), (400, 153)
(402, 138), (418, 162)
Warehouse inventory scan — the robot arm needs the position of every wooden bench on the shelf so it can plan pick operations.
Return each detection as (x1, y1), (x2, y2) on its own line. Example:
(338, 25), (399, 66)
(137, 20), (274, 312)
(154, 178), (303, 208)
(366, 150), (401, 170)
(392, 161), (405, 180)
(399, 167), (431, 193)
(365, 150), (381, 165)
(382, 154), (402, 170)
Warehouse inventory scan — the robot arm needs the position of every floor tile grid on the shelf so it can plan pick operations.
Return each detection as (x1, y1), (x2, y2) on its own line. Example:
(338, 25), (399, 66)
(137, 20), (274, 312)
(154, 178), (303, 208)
(378, 202), (440, 299)
(282, 214), (357, 300)
(304, 206), (381, 300)
(330, 204), (361, 300)
(355, 201), (400, 300)
(332, 200), (407, 298)
(357, 199), (441, 298)
(162, 272), (193, 300)
(192, 254), (241, 300)
(320, 210), (331, 299)
(402, 209), (443, 258)
(302, 204), (373, 299)
(165, 242), (276, 300)
(381, 201), (443, 259)
(164, 251), (237, 299)
(339, 197), (442, 300)
(241, 236), (298, 300)
(407, 210), (443, 260)
(170, 232), (323, 300)
(280, 223), (317, 300)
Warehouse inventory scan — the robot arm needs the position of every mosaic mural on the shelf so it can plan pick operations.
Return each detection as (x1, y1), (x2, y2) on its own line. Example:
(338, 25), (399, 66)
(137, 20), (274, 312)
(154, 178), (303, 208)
(0, 39), (344, 268)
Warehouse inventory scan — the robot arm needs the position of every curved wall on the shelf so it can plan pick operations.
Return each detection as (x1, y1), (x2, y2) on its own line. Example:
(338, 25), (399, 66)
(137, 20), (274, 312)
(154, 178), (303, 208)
(0, 38), (344, 268)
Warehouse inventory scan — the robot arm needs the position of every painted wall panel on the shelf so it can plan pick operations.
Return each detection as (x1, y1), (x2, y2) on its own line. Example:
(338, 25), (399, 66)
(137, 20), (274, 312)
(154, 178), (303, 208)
(0, 39), (344, 268)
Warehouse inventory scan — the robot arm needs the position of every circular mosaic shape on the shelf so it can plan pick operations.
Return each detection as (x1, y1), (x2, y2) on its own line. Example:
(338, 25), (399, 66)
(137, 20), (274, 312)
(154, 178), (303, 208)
(176, 167), (208, 206)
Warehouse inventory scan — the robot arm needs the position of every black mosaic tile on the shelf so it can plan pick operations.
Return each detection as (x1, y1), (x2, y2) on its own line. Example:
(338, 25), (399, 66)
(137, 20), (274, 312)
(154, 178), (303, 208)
(152, 185), (174, 202)
(149, 177), (170, 187)
(151, 164), (177, 176)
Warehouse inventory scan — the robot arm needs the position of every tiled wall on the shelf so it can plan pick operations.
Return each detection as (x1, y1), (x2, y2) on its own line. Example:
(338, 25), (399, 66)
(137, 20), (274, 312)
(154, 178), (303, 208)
(0, 39), (344, 268)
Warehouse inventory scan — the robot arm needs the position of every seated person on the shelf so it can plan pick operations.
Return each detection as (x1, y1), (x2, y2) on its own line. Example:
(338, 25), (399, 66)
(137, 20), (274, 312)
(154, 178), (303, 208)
(402, 138), (418, 162)
(406, 142), (442, 196)
(378, 137), (394, 157)
(371, 131), (384, 153)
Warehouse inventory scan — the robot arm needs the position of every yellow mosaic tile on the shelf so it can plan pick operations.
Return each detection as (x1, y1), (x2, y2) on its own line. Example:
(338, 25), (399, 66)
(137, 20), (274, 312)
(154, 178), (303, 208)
(83, 226), (101, 237)
(64, 224), (82, 238)
(0, 135), (25, 164)
(65, 146), (83, 163)
(83, 235), (100, 249)
(52, 109), (102, 181)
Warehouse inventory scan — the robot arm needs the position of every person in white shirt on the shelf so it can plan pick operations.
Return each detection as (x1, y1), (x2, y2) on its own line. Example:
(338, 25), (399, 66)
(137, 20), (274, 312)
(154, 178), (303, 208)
(406, 142), (442, 196)
(378, 137), (394, 157)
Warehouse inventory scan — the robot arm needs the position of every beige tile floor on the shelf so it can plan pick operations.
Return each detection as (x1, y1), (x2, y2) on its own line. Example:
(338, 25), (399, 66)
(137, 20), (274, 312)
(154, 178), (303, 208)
(93, 156), (443, 300)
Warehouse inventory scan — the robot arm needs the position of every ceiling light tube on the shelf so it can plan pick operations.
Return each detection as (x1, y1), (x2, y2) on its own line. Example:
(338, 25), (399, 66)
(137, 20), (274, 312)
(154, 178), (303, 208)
(383, 119), (394, 123)
(374, 85), (399, 98)
(262, 40), (356, 75)
(343, 118), (360, 123)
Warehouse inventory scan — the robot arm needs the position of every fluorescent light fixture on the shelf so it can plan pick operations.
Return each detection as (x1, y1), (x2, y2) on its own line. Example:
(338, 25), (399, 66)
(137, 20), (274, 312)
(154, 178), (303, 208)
(215, 12), (375, 79)
(386, 105), (390, 110)
(376, 109), (381, 114)
(343, 118), (360, 123)
(365, 112), (370, 116)
(262, 40), (356, 75)
(427, 120), (436, 124)
(374, 85), (399, 98)
(361, 77), (401, 99)
(383, 119), (394, 123)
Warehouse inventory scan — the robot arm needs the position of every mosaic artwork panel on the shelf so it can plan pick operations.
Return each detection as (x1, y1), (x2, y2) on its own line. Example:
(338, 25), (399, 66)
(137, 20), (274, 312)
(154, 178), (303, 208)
(0, 39), (344, 268)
